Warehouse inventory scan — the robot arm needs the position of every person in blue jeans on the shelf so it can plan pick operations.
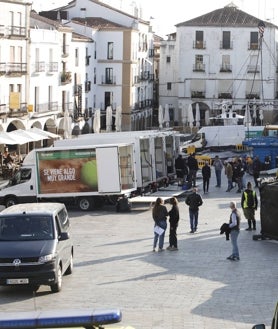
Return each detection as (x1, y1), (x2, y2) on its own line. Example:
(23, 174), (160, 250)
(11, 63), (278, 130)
(185, 187), (203, 233)
(227, 201), (241, 261)
(152, 197), (168, 252)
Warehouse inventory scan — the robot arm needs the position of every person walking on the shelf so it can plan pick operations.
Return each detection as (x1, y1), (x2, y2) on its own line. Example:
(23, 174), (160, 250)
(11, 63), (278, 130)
(252, 156), (261, 188)
(201, 161), (211, 194)
(241, 181), (258, 231)
(233, 157), (244, 193)
(187, 153), (199, 188)
(227, 201), (241, 261)
(224, 161), (233, 192)
(166, 197), (180, 251)
(185, 187), (203, 233)
(175, 154), (187, 186)
(152, 197), (168, 252)
(213, 155), (223, 188)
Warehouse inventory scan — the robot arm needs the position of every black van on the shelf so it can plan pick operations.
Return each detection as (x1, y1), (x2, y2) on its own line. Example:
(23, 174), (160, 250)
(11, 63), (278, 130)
(0, 203), (73, 292)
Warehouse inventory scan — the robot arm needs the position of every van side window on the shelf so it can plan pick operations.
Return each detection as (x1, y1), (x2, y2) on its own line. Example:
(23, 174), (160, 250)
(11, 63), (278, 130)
(58, 208), (69, 231)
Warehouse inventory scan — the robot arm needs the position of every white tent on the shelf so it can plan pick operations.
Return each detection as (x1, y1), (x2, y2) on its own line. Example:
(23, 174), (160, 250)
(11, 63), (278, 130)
(164, 104), (170, 128)
(181, 104), (187, 125)
(195, 103), (200, 128)
(93, 109), (101, 133)
(158, 105), (163, 129)
(8, 129), (43, 144)
(188, 103), (194, 130)
(0, 132), (18, 145)
(115, 106), (122, 132)
(63, 108), (72, 139)
(29, 127), (60, 139)
(106, 106), (113, 132)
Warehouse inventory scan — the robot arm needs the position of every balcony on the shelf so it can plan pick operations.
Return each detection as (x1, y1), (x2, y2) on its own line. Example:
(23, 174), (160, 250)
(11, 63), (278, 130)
(0, 103), (7, 116)
(73, 84), (82, 95)
(246, 93), (260, 99)
(61, 71), (72, 84)
(193, 63), (205, 72)
(193, 41), (206, 49)
(48, 62), (58, 73)
(34, 102), (59, 114)
(0, 62), (27, 76)
(247, 65), (260, 73)
(220, 64), (232, 72)
(220, 41), (233, 49)
(149, 74), (154, 81)
(191, 91), (206, 98)
(101, 76), (116, 84)
(34, 61), (46, 73)
(140, 71), (149, 80)
(218, 93), (232, 99)
(6, 25), (26, 38)
(149, 48), (154, 57)
(8, 103), (28, 117)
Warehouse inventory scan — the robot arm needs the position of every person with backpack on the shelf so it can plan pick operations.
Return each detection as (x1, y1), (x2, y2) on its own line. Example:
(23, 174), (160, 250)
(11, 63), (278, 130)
(185, 187), (203, 233)
(241, 181), (258, 231)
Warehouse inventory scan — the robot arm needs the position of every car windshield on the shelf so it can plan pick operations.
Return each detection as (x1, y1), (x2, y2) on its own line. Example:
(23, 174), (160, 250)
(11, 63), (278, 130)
(0, 215), (54, 241)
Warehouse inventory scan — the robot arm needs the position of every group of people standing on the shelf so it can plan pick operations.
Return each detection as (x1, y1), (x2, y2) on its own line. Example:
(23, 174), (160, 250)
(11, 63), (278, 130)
(153, 153), (260, 262)
(152, 188), (204, 251)
(152, 197), (180, 252)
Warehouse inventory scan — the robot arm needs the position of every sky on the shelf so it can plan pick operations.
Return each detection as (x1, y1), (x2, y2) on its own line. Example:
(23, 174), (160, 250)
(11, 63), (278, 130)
(32, 0), (278, 38)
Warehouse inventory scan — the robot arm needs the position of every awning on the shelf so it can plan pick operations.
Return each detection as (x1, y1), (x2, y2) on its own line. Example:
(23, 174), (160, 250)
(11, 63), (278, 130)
(0, 132), (18, 145)
(29, 127), (60, 139)
(8, 129), (48, 143)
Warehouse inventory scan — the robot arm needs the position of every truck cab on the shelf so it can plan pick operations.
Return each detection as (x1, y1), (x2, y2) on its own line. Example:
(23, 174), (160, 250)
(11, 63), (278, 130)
(0, 166), (36, 208)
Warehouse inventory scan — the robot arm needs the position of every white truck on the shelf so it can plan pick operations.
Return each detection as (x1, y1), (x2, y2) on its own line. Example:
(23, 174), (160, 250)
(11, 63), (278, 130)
(0, 143), (136, 210)
(54, 130), (181, 195)
(181, 125), (265, 153)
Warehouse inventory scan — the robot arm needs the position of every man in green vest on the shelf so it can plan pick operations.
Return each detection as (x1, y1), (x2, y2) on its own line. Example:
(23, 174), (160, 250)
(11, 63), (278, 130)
(241, 181), (258, 231)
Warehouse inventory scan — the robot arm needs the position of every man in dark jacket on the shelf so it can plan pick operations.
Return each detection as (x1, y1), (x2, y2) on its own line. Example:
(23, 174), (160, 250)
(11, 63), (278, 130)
(187, 153), (199, 188)
(185, 187), (203, 233)
(175, 154), (187, 186)
(201, 161), (211, 194)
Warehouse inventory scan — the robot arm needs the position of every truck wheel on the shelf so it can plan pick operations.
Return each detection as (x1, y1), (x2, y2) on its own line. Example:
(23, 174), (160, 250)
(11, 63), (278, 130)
(78, 197), (93, 211)
(5, 197), (17, 208)
(51, 265), (62, 293)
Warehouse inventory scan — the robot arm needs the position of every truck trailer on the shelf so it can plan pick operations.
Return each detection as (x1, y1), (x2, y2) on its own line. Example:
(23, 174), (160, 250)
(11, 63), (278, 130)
(0, 143), (136, 210)
(54, 130), (181, 194)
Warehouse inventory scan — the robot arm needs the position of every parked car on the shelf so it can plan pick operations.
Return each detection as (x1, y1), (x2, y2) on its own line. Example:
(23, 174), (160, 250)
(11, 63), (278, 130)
(0, 203), (73, 292)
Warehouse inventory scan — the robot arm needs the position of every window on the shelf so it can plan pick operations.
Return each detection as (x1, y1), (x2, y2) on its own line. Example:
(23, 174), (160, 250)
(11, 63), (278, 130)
(194, 55), (204, 71)
(250, 32), (259, 49)
(167, 82), (172, 90)
(105, 68), (113, 84)
(166, 56), (171, 63)
(220, 55), (231, 72)
(75, 48), (79, 66)
(195, 31), (204, 49)
(222, 31), (231, 49)
(107, 42), (113, 60)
